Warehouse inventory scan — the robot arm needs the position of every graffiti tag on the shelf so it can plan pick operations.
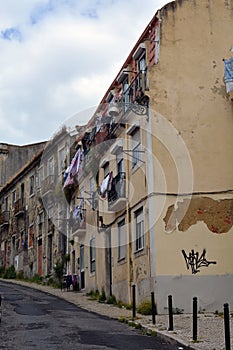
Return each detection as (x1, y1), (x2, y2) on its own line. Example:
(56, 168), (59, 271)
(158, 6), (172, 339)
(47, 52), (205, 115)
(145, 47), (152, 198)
(182, 248), (217, 274)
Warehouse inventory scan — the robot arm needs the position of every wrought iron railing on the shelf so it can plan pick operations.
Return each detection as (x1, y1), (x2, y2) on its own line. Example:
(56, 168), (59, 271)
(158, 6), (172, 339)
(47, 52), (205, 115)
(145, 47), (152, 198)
(0, 211), (9, 226)
(108, 172), (126, 205)
(14, 198), (25, 216)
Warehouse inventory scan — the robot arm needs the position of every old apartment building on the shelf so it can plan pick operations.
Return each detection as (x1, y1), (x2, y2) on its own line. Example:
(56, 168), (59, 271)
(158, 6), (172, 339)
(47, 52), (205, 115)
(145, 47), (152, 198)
(0, 142), (46, 188)
(0, 0), (233, 314)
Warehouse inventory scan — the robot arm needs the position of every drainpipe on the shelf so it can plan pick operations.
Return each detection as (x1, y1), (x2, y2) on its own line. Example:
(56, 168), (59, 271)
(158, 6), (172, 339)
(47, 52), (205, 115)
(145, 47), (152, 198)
(146, 104), (156, 286)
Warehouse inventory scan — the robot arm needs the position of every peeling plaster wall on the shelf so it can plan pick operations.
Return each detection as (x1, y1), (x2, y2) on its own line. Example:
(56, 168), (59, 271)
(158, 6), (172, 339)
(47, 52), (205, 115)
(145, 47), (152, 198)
(164, 196), (233, 234)
(155, 195), (233, 276)
(146, 0), (233, 314)
(153, 194), (233, 312)
(149, 0), (233, 192)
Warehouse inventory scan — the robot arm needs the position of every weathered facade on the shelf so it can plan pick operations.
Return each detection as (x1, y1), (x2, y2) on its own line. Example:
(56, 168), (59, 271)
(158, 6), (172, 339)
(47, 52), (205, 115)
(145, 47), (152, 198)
(0, 128), (75, 278)
(0, 142), (46, 188)
(0, 149), (44, 276)
(66, 0), (233, 313)
(0, 0), (233, 314)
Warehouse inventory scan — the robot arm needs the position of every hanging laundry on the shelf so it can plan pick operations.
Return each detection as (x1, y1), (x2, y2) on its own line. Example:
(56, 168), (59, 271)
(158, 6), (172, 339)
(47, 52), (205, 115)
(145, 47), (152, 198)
(63, 148), (82, 189)
(63, 165), (70, 182)
(224, 54), (233, 95)
(73, 200), (84, 222)
(100, 172), (113, 198)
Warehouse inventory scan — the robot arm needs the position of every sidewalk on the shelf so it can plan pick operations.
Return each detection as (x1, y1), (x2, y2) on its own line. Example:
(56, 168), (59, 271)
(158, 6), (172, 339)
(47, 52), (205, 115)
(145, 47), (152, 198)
(1, 279), (232, 350)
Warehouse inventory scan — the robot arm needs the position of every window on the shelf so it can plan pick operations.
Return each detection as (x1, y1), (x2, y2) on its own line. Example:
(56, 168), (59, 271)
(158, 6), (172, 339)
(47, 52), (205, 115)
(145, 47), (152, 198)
(122, 76), (130, 111)
(38, 212), (44, 236)
(90, 238), (96, 273)
(29, 175), (35, 196)
(48, 206), (53, 220)
(58, 147), (65, 174)
(48, 157), (54, 182)
(103, 162), (109, 178)
(37, 167), (43, 189)
(117, 154), (124, 174)
(90, 177), (95, 209)
(20, 183), (25, 201)
(29, 225), (34, 248)
(131, 127), (141, 169)
(5, 196), (8, 211)
(12, 190), (16, 206)
(135, 208), (144, 251)
(138, 52), (147, 92)
(118, 219), (126, 261)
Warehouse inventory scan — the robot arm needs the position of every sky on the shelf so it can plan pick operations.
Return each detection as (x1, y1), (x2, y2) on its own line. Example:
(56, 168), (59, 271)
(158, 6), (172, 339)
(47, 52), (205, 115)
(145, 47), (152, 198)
(0, 0), (168, 145)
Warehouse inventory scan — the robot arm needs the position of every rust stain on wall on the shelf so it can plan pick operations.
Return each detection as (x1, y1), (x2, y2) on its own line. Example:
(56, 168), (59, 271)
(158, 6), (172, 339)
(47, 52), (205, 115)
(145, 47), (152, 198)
(164, 197), (233, 234)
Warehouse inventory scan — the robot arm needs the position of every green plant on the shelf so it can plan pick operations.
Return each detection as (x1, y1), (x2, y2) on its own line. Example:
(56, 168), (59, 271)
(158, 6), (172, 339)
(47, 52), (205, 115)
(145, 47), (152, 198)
(0, 266), (5, 277)
(107, 294), (117, 305)
(31, 274), (43, 284)
(3, 265), (16, 279)
(137, 300), (153, 315)
(117, 300), (132, 310)
(16, 270), (24, 280)
(87, 289), (100, 300)
(63, 254), (70, 263)
(98, 288), (106, 303)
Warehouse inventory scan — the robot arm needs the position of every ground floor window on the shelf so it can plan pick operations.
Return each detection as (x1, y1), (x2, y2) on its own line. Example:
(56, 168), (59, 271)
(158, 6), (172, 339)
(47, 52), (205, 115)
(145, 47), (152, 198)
(135, 208), (144, 252)
(118, 219), (126, 261)
(90, 238), (96, 273)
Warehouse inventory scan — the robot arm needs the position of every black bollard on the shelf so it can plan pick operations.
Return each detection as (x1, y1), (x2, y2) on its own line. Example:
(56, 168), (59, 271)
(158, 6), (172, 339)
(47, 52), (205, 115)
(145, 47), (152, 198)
(193, 297), (198, 341)
(224, 303), (231, 350)
(151, 292), (156, 325)
(132, 285), (136, 318)
(168, 295), (174, 331)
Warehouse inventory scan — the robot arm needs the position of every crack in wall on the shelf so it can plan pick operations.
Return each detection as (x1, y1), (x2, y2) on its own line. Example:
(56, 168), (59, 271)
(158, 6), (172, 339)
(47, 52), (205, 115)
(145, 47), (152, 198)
(164, 197), (233, 234)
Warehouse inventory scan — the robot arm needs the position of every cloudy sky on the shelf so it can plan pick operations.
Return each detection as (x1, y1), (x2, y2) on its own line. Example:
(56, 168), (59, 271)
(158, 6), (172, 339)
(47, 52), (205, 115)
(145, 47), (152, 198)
(0, 0), (167, 145)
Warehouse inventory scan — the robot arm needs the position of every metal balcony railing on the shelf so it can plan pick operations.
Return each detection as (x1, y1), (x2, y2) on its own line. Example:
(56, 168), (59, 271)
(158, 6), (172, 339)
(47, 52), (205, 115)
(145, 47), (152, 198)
(14, 198), (25, 216)
(0, 211), (10, 226)
(71, 217), (86, 235)
(108, 172), (126, 206)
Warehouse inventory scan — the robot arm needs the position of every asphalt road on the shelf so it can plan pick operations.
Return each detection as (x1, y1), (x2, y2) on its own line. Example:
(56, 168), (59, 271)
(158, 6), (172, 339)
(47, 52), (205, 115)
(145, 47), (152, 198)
(0, 281), (186, 350)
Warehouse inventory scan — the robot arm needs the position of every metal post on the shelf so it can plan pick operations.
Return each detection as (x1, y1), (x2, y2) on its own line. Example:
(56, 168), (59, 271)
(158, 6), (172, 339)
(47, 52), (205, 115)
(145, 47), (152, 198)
(0, 294), (2, 323)
(168, 295), (174, 331)
(224, 303), (231, 350)
(193, 297), (198, 341)
(151, 292), (156, 325)
(132, 285), (136, 318)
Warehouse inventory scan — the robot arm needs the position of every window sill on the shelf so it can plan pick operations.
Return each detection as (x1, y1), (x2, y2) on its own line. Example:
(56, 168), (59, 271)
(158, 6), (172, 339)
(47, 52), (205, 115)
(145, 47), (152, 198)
(134, 248), (145, 258)
(117, 257), (127, 265)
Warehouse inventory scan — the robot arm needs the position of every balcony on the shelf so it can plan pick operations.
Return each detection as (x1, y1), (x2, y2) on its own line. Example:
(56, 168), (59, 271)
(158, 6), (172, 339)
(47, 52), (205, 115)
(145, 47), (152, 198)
(48, 218), (55, 233)
(14, 198), (25, 217)
(71, 217), (86, 238)
(41, 175), (55, 197)
(108, 172), (126, 211)
(0, 211), (9, 227)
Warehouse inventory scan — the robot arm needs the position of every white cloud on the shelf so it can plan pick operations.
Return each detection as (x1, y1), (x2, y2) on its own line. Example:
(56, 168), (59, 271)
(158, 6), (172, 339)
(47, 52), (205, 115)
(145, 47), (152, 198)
(0, 0), (167, 145)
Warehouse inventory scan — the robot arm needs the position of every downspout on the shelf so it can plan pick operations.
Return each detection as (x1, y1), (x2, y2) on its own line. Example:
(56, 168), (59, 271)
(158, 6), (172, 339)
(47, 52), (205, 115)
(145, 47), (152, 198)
(146, 102), (156, 287)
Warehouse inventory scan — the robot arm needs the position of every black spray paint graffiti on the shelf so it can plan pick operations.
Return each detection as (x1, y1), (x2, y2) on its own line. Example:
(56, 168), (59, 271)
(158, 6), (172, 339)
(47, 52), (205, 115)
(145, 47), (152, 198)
(182, 248), (217, 274)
